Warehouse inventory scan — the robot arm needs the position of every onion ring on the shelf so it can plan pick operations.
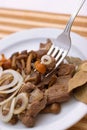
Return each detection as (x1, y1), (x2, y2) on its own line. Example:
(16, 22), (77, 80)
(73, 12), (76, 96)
(41, 55), (52, 65)
(0, 98), (15, 122)
(0, 89), (18, 105)
(14, 92), (28, 114)
(0, 69), (19, 91)
(0, 74), (23, 94)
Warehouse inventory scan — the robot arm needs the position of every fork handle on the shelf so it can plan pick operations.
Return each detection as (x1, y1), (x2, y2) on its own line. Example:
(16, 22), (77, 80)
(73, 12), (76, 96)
(63, 0), (86, 35)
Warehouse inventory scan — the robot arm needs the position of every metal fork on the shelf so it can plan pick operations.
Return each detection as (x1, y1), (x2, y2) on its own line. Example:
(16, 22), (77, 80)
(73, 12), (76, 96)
(45, 0), (85, 77)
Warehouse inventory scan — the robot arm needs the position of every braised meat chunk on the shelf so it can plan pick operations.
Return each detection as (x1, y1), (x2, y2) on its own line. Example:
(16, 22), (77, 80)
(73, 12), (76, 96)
(36, 39), (52, 59)
(19, 82), (36, 93)
(25, 71), (41, 85)
(9, 115), (18, 125)
(56, 75), (72, 87)
(18, 112), (35, 127)
(41, 103), (61, 114)
(45, 75), (71, 104)
(45, 84), (70, 104)
(40, 39), (52, 50)
(38, 74), (57, 89)
(19, 95), (47, 127)
(57, 63), (75, 76)
(29, 88), (44, 103)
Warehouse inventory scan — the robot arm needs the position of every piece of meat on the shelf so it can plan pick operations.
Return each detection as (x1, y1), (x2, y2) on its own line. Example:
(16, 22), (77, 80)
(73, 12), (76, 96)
(36, 39), (52, 60)
(9, 115), (18, 125)
(37, 74), (57, 89)
(27, 96), (47, 117)
(57, 63), (75, 76)
(19, 95), (47, 127)
(19, 82), (36, 93)
(48, 74), (57, 87)
(45, 84), (70, 104)
(45, 75), (71, 104)
(36, 50), (47, 59)
(40, 39), (52, 50)
(40, 103), (61, 114)
(18, 112), (35, 127)
(29, 88), (44, 103)
(56, 75), (71, 86)
(25, 71), (41, 85)
(36, 39), (52, 59)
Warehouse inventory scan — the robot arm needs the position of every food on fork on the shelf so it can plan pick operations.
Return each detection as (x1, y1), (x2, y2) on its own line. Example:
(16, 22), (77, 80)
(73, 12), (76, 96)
(0, 39), (87, 127)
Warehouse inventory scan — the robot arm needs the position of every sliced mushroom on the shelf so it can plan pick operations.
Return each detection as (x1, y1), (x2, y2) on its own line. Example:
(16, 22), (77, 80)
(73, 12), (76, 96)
(16, 54), (27, 60)
(26, 53), (33, 74)
(11, 55), (17, 69)
(41, 103), (61, 114)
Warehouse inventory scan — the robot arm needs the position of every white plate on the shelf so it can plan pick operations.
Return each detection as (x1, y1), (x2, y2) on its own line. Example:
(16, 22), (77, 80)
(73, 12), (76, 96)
(0, 28), (87, 130)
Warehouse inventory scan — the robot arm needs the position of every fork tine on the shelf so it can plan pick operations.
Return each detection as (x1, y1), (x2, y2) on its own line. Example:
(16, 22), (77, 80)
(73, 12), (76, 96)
(47, 45), (54, 55)
(56, 51), (67, 67)
(55, 48), (63, 61)
(51, 47), (59, 57)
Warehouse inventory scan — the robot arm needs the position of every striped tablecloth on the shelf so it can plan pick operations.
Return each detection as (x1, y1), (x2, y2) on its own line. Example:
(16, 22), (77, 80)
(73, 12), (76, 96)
(0, 8), (87, 130)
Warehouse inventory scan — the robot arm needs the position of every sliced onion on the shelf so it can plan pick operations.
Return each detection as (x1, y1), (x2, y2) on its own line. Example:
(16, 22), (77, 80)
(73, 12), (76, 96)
(0, 89), (19, 105)
(41, 55), (52, 65)
(0, 73), (23, 94)
(0, 69), (19, 91)
(3, 101), (11, 111)
(0, 74), (13, 85)
(0, 98), (15, 122)
(14, 92), (28, 114)
(21, 70), (26, 79)
(0, 67), (3, 78)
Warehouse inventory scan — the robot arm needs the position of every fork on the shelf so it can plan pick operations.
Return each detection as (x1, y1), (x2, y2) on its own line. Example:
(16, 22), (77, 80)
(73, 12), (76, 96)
(45, 0), (86, 77)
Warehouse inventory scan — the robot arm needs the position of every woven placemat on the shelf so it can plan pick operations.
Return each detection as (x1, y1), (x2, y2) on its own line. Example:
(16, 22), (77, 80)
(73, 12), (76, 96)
(0, 8), (87, 130)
